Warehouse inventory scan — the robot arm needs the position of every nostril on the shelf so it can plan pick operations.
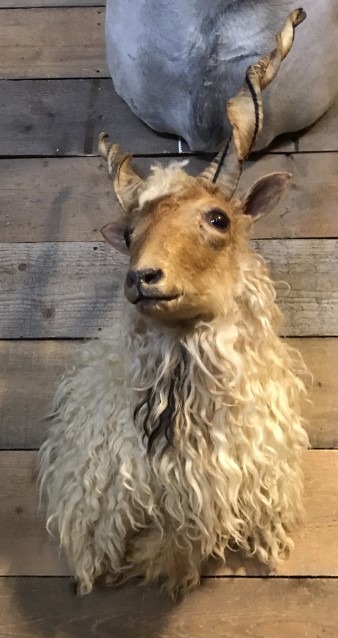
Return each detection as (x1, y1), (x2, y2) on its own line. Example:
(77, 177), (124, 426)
(142, 269), (163, 285)
(126, 269), (164, 289)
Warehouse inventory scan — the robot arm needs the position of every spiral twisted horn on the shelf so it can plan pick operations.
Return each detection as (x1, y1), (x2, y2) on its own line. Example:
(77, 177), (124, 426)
(200, 8), (306, 198)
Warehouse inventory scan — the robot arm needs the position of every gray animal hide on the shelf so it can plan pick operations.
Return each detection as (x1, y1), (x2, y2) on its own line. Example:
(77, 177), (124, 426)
(106, 0), (338, 151)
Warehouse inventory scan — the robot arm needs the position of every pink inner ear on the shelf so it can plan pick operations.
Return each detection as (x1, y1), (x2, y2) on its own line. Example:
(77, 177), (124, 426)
(100, 222), (129, 254)
(242, 172), (292, 220)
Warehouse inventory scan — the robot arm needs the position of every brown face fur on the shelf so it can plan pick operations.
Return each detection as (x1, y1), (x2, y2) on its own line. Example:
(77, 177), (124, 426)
(124, 174), (252, 325)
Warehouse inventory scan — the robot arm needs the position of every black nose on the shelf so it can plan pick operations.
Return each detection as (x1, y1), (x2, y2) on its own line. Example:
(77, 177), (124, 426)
(126, 268), (164, 288)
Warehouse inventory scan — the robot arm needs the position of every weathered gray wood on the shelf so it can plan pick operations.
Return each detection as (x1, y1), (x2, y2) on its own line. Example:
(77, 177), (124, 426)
(0, 89), (336, 159)
(2, 0), (104, 6)
(0, 241), (126, 339)
(299, 99), (338, 152)
(0, 240), (337, 338)
(0, 8), (107, 79)
(0, 577), (337, 638)
(298, 338), (338, 449)
(0, 452), (64, 575)
(245, 152), (338, 239)
(1, 338), (337, 450)
(1, 451), (338, 576)
(1, 153), (338, 241)
(0, 80), (181, 156)
(0, 84), (335, 156)
(0, 341), (74, 449)
(253, 239), (338, 337)
(0, 158), (112, 242)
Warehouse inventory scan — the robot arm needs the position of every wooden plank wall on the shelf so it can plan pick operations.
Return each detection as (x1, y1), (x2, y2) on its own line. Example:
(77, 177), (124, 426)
(0, 2), (338, 636)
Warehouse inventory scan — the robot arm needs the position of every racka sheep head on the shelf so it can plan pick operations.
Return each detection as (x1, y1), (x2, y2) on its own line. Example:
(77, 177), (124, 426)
(99, 9), (306, 326)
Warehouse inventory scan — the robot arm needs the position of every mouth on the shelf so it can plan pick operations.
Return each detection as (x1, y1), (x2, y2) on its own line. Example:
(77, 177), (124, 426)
(132, 293), (182, 307)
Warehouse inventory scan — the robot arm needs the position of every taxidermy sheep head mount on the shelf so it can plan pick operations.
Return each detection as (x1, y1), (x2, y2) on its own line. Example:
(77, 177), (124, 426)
(99, 9), (306, 328)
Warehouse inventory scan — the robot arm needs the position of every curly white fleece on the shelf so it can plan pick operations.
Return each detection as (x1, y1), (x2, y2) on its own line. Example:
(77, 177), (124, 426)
(39, 249), (309, 597)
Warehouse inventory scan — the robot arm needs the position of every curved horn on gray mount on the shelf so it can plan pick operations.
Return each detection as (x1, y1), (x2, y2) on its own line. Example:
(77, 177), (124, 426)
(98, 132), (144, 214)
(199, 8), (307, 200)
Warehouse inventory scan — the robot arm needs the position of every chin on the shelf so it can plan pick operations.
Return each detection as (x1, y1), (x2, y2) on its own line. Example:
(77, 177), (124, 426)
(136, 296), (182, 320)
(133, 296), (213, 327)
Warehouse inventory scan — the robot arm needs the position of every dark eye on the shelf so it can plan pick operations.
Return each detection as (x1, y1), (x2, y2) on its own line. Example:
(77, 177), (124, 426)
(123, 228), (132, 249)
(205, 209), (230, 232)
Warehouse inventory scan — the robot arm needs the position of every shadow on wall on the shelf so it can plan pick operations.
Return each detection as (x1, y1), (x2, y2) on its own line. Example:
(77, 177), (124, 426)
(8, 577), (184, 638)
(8, 550), (270, 637)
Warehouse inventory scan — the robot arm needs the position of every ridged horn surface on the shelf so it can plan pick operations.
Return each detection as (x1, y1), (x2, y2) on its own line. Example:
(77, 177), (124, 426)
(98, 132), (144, 213)
(199, 8), (306, 199)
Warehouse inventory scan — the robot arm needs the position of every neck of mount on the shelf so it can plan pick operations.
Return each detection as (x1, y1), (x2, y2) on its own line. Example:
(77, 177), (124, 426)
(125, 312), (241, 446)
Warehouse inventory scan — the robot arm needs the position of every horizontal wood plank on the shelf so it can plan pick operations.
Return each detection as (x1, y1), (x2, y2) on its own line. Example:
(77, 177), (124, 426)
(0, 241), (126, 339)
(1, 338), (337, 450)
(298, 338), (338, 449)
(0, 8), (107, 79)
(0, 240), (337, 338)
(253, 239), (338, 338)
(2, 0), (104, 6)
(0, 90), (336, 159)
(0, 341), (74, 449)
(0, 451), (337, 576)
(0, 157), (111, 242)
(1, 153), (338, 241)
(0, 80), (181, 156)
(1, 577), (338, 638)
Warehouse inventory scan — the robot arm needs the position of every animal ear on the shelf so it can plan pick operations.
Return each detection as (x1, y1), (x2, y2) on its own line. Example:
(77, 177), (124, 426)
(100, 222), (129, 254)
(241, 172), (292, 221)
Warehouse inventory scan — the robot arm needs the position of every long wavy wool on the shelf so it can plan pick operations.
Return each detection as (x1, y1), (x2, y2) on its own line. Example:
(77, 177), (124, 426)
(39, 249), (309, 597)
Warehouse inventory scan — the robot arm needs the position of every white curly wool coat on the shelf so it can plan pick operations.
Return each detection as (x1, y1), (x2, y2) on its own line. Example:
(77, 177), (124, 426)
(40, 209), (309, 596)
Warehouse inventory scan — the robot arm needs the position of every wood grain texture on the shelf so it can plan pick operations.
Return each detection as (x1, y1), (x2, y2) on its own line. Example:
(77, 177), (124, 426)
(0, 8), (107, 79)
(0, 452), (63, 576)
(2, 0), (104, 6)
(0, 241), (126, 339)
(0, 88), (335, 159)
(298, 99), (338, 152)
(297, 338), (338, 449)
(0, 340), (74, 449)
(0, 451), (338, 576)
(1, 339), (337, 450)
(245, 152), (338, 239)
(1, 153), (338, 242)
(1, 240), (338, 338)
(0, 80), (181, 156)
(0, 158), (113, 242)
(1, 577), (338, 638)
(253, 239), (338, 338)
